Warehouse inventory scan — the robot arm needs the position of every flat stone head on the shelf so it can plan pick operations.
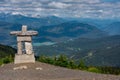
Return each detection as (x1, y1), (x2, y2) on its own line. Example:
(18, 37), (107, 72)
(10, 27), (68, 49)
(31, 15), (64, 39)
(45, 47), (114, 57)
(22, 25), (27, 32)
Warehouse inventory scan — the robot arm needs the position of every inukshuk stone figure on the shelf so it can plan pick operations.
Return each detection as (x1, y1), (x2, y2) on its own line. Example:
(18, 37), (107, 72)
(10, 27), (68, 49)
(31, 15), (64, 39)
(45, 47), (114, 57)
(10, 25), (38, 64)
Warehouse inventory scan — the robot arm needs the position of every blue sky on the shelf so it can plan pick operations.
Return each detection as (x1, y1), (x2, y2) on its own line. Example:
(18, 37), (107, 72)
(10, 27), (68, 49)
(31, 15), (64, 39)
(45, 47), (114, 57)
(0, 0), (120, 19)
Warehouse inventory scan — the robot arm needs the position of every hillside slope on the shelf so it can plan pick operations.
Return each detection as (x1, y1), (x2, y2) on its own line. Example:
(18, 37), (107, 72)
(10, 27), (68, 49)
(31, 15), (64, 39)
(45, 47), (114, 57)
(0, 62), (120, 80)
(0, 21), (21, 45)
(36, 35), (120, 67)
(0, 44), (16, 58)
(37, 21), (107, 42)
(104, 22), (120, 35)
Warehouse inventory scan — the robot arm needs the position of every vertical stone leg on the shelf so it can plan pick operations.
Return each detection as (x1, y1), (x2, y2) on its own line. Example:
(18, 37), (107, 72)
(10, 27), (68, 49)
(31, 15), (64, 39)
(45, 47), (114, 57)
(25, 42), (33, 54)
(17, 41), (22, 54)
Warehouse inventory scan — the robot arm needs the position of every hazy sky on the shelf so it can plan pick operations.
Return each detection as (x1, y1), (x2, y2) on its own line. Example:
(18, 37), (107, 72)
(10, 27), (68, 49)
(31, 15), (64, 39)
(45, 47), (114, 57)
(0, 0), (120, 18)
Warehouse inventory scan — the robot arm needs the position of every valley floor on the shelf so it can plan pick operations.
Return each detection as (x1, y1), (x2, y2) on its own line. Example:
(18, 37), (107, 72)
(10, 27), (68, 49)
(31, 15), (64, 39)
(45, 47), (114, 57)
(0, 62), (120, 80)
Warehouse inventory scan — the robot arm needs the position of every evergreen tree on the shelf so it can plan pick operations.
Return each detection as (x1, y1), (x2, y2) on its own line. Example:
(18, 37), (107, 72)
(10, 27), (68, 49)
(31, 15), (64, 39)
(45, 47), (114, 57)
(78, 59), (86, 70)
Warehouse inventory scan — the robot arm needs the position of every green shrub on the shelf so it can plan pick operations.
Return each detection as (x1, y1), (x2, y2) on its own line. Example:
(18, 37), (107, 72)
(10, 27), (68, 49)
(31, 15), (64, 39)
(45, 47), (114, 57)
(37, 55), (120, 75)
(2, 55), (13, 64)
(88, 67), (101, 73)
(78, 60), (86, 70)
(67, 60), (77, 69)
(0, 59), (3, 65)
(54, 55), (69, 67)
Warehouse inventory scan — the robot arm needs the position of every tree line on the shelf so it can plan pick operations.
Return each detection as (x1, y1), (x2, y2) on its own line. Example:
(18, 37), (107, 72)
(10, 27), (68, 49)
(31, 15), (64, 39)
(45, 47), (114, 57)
(36, 55), (120, 75)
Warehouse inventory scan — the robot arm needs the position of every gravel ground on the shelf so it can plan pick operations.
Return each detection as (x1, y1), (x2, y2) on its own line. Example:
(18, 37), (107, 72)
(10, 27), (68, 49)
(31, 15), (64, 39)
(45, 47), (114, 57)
(0, 62), (120, 80)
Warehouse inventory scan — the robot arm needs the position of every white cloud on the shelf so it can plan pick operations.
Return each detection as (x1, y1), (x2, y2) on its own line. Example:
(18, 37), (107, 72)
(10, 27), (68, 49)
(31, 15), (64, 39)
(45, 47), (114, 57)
(0, 0), (120, 19)
(8, 0), (32, 3)
(48, 1), (70, 9)
(35, 8), (43, 11)
(60, 0), (100, 3)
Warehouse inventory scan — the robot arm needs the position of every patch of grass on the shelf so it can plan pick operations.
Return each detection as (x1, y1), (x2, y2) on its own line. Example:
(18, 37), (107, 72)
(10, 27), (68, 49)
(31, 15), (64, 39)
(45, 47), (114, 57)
(88, 67), (101, 73)
(0, 55), (14, 65)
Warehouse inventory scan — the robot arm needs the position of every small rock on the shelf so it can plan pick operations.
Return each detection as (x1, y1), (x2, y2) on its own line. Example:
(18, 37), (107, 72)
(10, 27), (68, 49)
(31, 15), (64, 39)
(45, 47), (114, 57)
(35, 67), (43, 70)
(13, 65), (27, 70)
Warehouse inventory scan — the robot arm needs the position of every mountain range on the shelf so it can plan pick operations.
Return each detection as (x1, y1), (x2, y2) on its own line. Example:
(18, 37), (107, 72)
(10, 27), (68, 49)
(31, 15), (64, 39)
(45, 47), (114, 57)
(0, 13), (120, 67)
(36, 21), (107, 42)
(0, 13), (66, 27)
(104, 22), (120, 35)
(35, 35), (120, 67)
(0, 13), (110, 45)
